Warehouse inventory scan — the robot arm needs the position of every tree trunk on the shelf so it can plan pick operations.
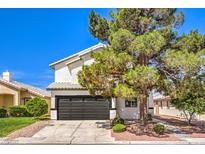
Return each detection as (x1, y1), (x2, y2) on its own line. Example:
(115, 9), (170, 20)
(183, 110), (194, 125)
(140, 95), (148, 125)
(188, 118), (192, 125)
(139, 55), (148, 125)
(187, 112), (194, 126)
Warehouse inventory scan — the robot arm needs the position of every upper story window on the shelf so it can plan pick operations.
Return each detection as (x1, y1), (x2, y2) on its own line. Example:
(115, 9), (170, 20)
(125, 98), (138, 108)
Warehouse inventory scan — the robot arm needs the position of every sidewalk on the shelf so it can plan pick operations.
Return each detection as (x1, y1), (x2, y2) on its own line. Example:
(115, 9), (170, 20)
(1, 138), (205, 145)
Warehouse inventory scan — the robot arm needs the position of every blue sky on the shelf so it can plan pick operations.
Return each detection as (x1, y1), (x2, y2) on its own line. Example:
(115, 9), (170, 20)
(0, 8), (204, 89)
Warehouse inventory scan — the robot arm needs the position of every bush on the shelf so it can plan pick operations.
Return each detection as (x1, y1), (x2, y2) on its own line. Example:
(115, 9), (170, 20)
(112, 115), (125, 126)
(112, 124), (126, 133)
(26, 97), (48, 117)
(146, 113), (152, 121)
(36, 114), (50, 120)
(153, 124), (165, 135)
(0, 108), (7, 118)
(9, 105), (30, 117)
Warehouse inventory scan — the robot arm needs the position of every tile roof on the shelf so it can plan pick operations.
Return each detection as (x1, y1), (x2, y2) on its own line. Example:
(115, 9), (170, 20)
(47, 82), (86, 90)
(0, 77), (51, 98)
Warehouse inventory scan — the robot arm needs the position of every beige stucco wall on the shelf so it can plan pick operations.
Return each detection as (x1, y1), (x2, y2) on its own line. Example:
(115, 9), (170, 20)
(0, 94), (14, 107)
(0, 83), (51, 114)
(0, 94), (17, 107)
(0, 95), (3, 106)
(158, 107), (183, 117)
(199, 114), (205, 120)
(0, 83), (20, 106)
(154, 100), (205, 121)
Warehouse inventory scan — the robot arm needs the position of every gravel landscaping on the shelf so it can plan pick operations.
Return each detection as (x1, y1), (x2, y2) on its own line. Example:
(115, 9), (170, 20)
(111, 120), (181, 141)
(188, 133), (205, 138)
(111, 115), (205, 142)
(111, 130), (180, 141)
(154, 115), (205, 136)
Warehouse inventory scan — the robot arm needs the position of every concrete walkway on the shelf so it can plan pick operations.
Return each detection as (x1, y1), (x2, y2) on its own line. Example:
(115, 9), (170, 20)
(2, 120), (115, 144)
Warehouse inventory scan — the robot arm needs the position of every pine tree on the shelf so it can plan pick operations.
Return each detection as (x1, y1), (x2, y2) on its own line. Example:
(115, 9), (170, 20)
(78, 9), (204, 124)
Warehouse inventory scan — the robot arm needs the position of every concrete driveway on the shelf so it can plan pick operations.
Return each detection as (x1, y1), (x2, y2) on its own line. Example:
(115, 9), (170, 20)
(12, 120), (115, 144)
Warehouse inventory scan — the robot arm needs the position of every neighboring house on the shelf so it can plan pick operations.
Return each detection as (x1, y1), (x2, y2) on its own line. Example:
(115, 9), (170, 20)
(0, 71), (51, 113)
(47, 43), (154, 120)
(154, 95), (205, 120)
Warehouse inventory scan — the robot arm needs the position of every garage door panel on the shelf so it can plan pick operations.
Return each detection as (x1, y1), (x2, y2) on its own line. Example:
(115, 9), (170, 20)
(57, 96), (110, 120)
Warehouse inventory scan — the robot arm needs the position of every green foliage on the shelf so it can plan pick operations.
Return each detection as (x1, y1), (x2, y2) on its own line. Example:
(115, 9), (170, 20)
(89, 9), (184, 42)
(113, 84), (138, 99)
(26, 97), (48, 117)
(0, 108), (7, 118)
(109, 9), (184, 35)
(170, 78), (205, 124)
(153, 124), (165, 135)
(81, 8), (205, 124)
(111, 115), (125, 126)
(9, 106), (30, 117)
(164, 49), (205, 77)
(78, 49), (133, 96)
(112, 124), (126, 133)
(173, 30), (205, 53)
(78, 64), (114, 96)
(89, 11), (110, 41)
(123, 65), (160, 91)
(0, 117), (36, 137)
(92, 48), (133, 74)
(109, 29), (135, 52)
(129, 30), (166, 57)
(36, 114), (50, 121)
(160, 31), (205, 122)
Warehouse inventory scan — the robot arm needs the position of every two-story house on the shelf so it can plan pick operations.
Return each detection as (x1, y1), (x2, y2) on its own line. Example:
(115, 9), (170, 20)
(47, 43), (154, 120)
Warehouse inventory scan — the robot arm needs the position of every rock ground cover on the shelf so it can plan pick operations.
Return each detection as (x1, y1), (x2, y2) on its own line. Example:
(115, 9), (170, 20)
(112, 120), (181, 141)
(154, 115), (205, 138)
(111, 130), (180, 141)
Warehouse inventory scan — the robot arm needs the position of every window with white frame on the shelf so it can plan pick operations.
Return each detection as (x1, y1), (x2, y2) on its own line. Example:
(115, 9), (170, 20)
(125, 98), (138, 108)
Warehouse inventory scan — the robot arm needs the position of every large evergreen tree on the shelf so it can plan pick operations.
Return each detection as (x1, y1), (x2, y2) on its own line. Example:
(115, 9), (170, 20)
(78, 9), (204, 124)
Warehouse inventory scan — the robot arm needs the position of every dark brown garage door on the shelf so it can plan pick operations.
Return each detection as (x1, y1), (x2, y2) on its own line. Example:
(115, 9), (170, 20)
(57, 96), (110, 120)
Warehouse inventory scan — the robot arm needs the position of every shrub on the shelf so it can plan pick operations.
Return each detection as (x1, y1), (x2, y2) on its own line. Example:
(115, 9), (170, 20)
(112, 115), (125, 126)
(153, 124), (165, 135)
(112, 124), (126, 133)
(26, 97), (48, 117)
(36, 114), (50, 120)
(0, 108), (7, 118)
(9, 105), (30, 117)
(146, 113), (152, 121)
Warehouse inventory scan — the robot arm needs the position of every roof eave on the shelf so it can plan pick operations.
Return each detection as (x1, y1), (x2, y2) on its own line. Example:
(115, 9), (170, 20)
(49, 43), (105, 68)
(47, 88), (87, 91)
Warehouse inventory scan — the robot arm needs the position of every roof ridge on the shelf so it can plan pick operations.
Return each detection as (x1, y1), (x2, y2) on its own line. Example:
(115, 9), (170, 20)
(0, 77), (50, 97)
(49, 43), (105, 68)
(0, 77), (22, 89)
(12, 80), (51, 96)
